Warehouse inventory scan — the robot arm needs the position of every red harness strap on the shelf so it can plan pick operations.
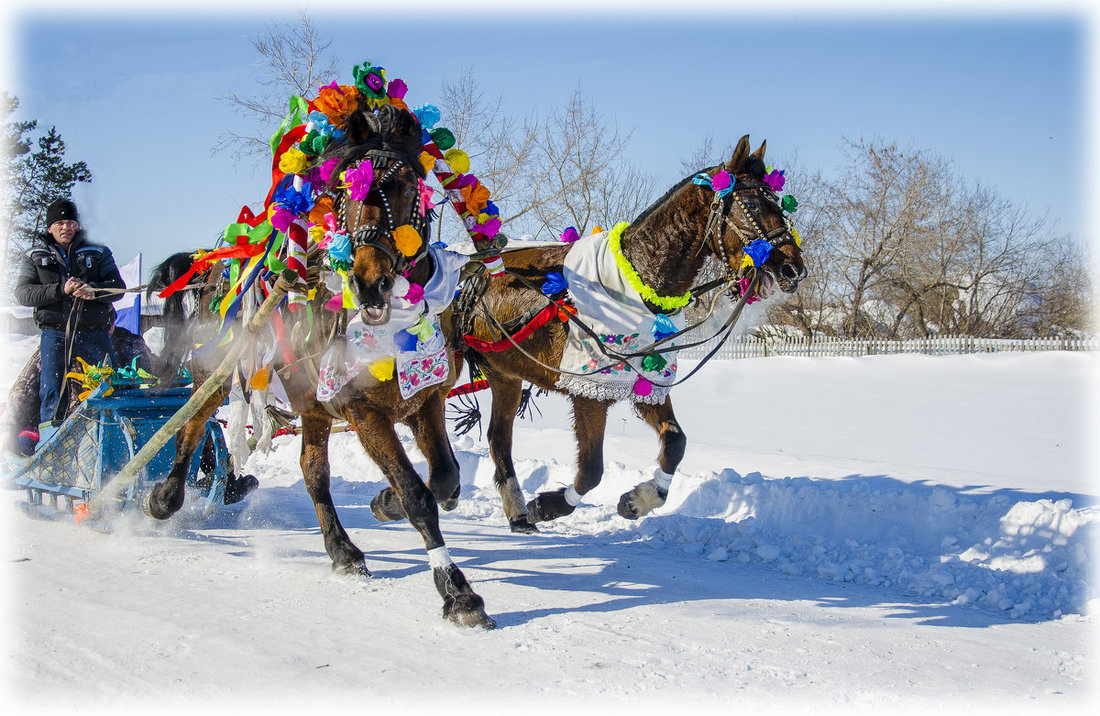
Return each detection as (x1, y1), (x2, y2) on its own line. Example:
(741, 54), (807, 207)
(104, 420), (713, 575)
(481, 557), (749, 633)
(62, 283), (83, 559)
(462, 299), (575, 352)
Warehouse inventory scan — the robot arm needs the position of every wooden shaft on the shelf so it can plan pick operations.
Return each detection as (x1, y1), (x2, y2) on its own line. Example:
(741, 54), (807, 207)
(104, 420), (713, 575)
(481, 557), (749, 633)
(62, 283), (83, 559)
(88, 270), (298, 512)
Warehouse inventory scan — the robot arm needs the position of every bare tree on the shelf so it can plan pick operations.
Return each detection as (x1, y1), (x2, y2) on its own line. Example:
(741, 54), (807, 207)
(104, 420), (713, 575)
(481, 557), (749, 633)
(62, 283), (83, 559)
(214, 10), (341, 166)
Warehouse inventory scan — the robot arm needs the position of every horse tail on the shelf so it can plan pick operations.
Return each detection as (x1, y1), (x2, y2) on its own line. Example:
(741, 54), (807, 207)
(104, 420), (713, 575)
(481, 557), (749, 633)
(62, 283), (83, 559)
(147, 251), (207, 382)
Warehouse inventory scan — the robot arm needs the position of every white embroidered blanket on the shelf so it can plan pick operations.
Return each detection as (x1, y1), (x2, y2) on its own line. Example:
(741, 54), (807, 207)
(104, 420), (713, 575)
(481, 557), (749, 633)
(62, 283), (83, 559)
(557, 231), (685, 404)
(316, 245), (467, 402)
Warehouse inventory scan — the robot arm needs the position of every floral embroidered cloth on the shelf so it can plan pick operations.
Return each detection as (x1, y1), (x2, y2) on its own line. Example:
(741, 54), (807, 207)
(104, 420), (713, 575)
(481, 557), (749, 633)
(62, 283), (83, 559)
(316, 244), (466, 402)
(557, 230), (685, 404)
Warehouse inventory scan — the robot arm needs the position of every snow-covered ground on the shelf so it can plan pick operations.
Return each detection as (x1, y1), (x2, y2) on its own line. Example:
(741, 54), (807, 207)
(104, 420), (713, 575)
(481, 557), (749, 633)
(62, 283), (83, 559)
(1, 332), (1096, 714)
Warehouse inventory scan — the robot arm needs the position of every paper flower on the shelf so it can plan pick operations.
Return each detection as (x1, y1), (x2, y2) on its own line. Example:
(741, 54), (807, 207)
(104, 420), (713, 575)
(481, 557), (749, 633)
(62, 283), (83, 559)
(394, 329), (418, 352)
(692, 170), (735, 197)
(407, 315), (435, 342)
(737, 275), (761, 304)
(417, 180), (435, 217)
(413, 104), (441, 129)
(403, 281), (424, 304)
(279, 147), (310, 175)
(460, 179), (490, 215)
(743, 238), (774, 268)
(633, 375), (653, 397)
(781, 195), (799, 213)
(541, 272), (567, 295)
(327, 230), (352, 266)
(353, 62), (386, 100)
(560, 226), (580, 243)
(368, 357), (395, 381)
(473, 214), (502, 237)
(341, 160), (374, 202)
(652, 314), (678, 341)
(387, 78), (408, 101)
(641, 354), (668, 372)
(444, 148), (470, 174)
(418, 151), (436, 175)
(272, 182), (314, 216)
(429, 127), (456, 151)
(314, 84), (359, 126)
(393, 225), (423, 257)
(763, 168), (786, 192)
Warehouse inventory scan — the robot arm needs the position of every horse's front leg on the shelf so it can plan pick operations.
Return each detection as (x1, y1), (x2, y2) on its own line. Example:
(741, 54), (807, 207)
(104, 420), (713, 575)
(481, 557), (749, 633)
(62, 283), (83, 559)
(144, 385), (227, 520)
(370, 390), (461, 522)
(526, 395), (610, 523)
(300, 413), (368, 576)
(617, 395), (686, 519)
(347, 401), (494, 629)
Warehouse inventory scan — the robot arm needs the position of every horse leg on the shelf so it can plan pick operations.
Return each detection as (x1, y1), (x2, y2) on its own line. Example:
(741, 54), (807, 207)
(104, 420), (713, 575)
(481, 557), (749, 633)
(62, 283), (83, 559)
(144, 386), (227, 520)
(617, 396), (686, 519)
(370, 390), (461, 522)
(300, 413), (368, 576)
(486, 377), (537, 533)
(526, 395), (609, 524)
(347, 401), (493, 628)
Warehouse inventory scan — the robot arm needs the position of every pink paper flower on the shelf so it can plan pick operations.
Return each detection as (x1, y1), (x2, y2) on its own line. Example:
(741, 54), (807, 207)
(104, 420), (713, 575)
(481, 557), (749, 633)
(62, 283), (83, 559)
(342, 160), (374, 201)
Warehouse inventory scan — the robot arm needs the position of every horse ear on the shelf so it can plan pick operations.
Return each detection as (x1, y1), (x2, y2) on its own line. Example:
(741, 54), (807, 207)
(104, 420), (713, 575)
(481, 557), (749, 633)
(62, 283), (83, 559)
(726, 135), (752, 174)
(752, 140), (767, 162)
(345, 110), (373, 144)
(393, 107), (421, 139)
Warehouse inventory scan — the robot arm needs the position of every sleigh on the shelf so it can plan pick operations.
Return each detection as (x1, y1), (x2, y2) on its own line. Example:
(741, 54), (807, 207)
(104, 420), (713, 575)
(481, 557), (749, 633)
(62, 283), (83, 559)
(3, 381), (231, 520)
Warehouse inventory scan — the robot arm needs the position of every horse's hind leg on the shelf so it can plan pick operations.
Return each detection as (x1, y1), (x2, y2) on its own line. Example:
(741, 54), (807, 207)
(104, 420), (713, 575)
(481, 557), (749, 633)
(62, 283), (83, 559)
(486, 376), (537, 533)
(617, 395), (686, 520)
(348, 401), (493, 628)
(145, 385), (227, 520)
(526, 395), (610, 524)
(300, 413), (368, 576)
(370, 390), (460, 521)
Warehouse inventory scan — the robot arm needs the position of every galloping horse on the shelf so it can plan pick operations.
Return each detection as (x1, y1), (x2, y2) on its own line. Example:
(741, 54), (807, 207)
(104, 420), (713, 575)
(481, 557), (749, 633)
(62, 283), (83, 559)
(455, 136), (806, 532)
(147, 104), (494, 628)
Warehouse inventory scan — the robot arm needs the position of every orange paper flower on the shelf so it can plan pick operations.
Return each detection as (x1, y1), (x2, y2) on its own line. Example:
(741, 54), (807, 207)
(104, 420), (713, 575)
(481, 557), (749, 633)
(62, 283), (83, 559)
(314, 85), (360, 127)
(393, 225), (423, 257)
(460, 180), (491, 216)
(308, 195), (334, 226)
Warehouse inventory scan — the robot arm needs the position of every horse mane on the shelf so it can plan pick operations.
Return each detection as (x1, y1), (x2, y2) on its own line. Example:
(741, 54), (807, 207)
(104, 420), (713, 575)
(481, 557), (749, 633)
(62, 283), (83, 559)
(147, 250), (209, 382)
(631, 156), (767, 227)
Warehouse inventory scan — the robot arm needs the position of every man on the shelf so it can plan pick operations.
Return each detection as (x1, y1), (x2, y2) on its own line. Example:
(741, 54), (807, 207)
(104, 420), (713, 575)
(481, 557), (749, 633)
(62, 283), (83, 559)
(15, 198), (125, 438)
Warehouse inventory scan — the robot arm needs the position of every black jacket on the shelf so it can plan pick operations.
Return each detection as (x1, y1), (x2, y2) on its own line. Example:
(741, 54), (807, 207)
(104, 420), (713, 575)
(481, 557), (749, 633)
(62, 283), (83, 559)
(15, 231), (126, 332)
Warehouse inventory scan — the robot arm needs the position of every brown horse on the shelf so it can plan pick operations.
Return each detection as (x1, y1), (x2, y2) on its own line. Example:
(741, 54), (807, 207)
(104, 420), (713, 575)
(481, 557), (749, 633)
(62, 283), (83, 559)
(146, 104), (494, 628)
(454, 136), (806, 533)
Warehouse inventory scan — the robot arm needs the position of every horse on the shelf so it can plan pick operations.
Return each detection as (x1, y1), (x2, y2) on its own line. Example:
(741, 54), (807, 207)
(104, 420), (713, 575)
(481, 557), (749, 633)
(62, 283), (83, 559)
(453, 135), (806, 533)
(145, 103), (495, 628)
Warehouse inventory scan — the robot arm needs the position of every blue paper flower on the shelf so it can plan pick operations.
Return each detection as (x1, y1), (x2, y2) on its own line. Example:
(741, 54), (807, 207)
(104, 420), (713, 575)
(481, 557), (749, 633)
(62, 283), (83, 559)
(653, 314), (677, 340)
(413, 104), (441, 129)
(541, 272), (567, 295)
(272, 182), (313, 215)
(743, 239), (774, 268)
(327, 231), (352, 265)
(393, 329), (419, 352)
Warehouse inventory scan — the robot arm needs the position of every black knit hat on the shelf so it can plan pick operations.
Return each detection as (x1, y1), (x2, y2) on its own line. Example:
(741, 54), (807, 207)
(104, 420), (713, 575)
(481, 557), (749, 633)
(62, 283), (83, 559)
(45, 199), (79, 227)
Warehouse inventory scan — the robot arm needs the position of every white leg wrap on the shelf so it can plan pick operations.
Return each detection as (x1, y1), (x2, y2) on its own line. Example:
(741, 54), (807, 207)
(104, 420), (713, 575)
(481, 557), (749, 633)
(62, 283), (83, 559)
(564, 485), (583, 506)
(427, 546), (454, 569)
(653, 468), (673, 492)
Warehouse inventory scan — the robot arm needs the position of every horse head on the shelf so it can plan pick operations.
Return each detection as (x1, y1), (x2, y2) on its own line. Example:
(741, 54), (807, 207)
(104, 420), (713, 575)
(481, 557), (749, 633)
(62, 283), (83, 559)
(704, 135), (807, 299)
(329, 104), (430, 325)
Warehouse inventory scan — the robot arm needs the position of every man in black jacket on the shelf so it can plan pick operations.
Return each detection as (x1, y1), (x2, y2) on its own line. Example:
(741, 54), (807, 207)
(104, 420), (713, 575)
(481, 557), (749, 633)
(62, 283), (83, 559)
(15, 198), (125, 433)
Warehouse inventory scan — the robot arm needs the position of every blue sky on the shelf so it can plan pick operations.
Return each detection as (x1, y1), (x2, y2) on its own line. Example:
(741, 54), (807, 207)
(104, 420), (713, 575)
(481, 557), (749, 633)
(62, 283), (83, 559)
(2, 3), (1093, 277)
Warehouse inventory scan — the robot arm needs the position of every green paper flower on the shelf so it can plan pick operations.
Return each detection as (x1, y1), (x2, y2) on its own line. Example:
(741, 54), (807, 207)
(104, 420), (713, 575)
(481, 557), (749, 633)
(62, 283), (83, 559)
(641, 353), (668, 372)
(781, 195), (799, 213)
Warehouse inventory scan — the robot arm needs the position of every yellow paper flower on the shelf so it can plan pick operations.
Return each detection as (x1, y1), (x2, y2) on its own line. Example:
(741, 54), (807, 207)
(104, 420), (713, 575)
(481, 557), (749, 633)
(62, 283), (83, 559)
(279, 147), (310, 175)
(249, 367), (271, 391)
(368, 357), (395, 381)
(393, 225), (422, 257)
(444, 149), (470, 174)
(419, 151), (436, 175)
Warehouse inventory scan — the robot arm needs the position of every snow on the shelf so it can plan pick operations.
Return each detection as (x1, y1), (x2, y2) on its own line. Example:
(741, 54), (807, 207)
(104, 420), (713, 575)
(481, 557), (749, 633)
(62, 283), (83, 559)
(1, 334), (1096, 714)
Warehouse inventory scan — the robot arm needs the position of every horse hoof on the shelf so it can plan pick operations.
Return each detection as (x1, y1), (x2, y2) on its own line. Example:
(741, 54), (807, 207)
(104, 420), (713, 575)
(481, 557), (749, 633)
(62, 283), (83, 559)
(438, 485), (461, 512)
(370, 488), (407, 522)
(525, 488), (576, 524)
(142, 485), (181, 520)
(223, 474), (259, 505)
(444, 595), (496, 629)
(509, 516), (539, 534)
(333, 560), (372, 578)
(616, 479), (667, 520)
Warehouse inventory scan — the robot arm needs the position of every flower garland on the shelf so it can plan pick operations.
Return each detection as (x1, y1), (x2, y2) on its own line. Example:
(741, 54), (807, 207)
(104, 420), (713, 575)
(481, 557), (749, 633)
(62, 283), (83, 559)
(606, 221), (693, 312)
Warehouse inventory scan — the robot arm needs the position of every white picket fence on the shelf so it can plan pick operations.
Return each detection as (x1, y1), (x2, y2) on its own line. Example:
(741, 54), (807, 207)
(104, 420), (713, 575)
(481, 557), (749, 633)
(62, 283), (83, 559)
(677, 334), (1099, 360)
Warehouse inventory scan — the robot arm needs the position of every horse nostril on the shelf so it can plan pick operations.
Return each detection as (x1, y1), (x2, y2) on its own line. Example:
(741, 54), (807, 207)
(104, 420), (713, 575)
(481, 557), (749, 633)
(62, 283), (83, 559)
(781, 263), (800, 281)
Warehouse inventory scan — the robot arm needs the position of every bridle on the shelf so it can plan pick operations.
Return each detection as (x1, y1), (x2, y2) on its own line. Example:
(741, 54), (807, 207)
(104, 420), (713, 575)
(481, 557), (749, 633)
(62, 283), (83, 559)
(697, 176), (797, 280)
(335, 148), (431, 276)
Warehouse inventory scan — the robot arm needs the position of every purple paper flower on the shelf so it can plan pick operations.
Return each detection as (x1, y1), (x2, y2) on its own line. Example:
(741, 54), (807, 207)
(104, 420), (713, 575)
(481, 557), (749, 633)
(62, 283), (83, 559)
(763, 169), (786, 192)
(560, 226), (580, 243)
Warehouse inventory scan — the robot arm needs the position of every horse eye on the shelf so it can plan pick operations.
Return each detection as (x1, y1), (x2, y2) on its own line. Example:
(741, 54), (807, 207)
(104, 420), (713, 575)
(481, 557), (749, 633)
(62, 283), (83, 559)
(743, 200), (759, 212)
